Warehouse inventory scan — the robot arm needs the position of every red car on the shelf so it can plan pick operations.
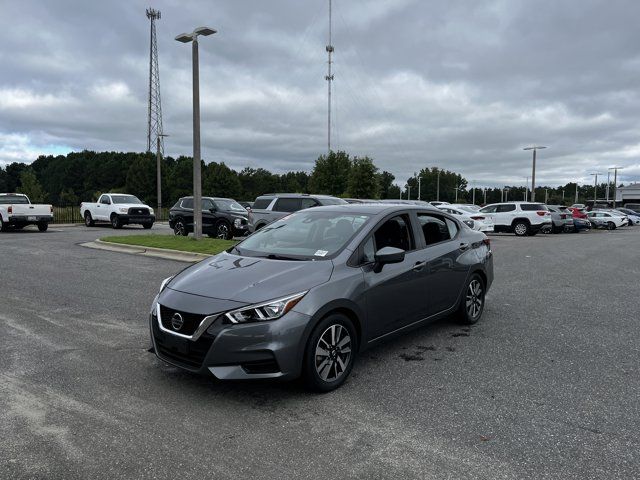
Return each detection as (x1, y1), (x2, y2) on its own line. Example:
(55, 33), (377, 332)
(568, 207), (588, 219)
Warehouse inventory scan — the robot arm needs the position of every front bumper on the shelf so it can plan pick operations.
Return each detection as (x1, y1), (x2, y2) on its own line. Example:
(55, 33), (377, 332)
(150, 305), (311, 381)
(119, 214), (155, 224)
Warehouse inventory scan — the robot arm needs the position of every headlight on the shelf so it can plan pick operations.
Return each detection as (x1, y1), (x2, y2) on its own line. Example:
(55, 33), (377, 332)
(159, 276), (173, 293)
(225, 291), (307, 323)
(119, 207), (128, 213)
(149, 208), (155, 215)
(234, 218), (242, 227)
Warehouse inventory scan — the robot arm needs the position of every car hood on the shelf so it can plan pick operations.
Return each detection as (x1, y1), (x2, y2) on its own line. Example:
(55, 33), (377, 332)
(167, 252), (333, 304)
(222, 210), (248, 218)
(115, 203), (152, 209)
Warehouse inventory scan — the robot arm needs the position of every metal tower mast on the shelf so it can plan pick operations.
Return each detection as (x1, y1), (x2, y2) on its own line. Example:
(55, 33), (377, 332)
(325, 0), (334, 154)
(146, 8), (164, 155)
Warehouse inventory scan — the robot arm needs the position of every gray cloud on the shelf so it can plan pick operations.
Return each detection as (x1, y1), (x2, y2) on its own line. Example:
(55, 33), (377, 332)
(1, 0), (640, 187)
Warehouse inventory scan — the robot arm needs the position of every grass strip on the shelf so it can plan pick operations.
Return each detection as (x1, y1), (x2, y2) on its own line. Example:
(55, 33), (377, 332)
(100, 234), (237, 255)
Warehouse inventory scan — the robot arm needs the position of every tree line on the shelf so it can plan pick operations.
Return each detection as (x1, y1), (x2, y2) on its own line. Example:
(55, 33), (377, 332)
(0, 149), (614, 206)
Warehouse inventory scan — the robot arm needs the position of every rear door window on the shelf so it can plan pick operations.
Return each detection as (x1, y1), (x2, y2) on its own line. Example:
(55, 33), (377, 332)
(520, 203), (547, 211)
(274, 198), (302, 213)
(301, 198), (319, 209)
(252, 198), (272, 210)
(416, 213), (453, 246)
(497, 204), (516, 212)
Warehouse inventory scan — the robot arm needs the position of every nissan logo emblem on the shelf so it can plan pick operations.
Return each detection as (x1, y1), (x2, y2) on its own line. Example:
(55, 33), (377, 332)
(171, 313), (184, 331)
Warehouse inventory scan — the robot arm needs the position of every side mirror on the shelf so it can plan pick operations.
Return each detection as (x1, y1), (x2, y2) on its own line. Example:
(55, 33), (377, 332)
(373, 246), (405, 273)
(209, 207), (216, 213)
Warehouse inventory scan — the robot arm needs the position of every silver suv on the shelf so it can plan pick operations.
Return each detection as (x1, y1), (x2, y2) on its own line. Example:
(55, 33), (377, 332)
(479, 202), (552, 236)
(248, 193), (346, 232)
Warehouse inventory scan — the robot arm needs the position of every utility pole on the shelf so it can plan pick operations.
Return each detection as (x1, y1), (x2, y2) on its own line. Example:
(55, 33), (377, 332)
(156, 133), (169, 218)
(524, 176), (529, 201)
(606, 170), (611, 203)
(407, 185), (411, 200)
(176, 26), (217, 240)
(146, 9), (164, 155)
(609, 166), (623, 207)
(523, 146), (547, 202)
(544, 188), (548, 204)
(436, 169), (440, 201)
(325, 0), (334, 154)
(471, 181), (476, 205)
(483, 188), (487, 205)
(575, 183), (579, 204)
(590, 172), (601, 203)
(504, 188), (509, 202)
(562, 189), (565, 202)
(418, 176), (422, 201)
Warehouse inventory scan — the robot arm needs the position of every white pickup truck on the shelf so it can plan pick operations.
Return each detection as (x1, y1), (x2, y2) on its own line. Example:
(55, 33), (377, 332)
(0, 193), (54, 232)
(81, 193), (155, 229)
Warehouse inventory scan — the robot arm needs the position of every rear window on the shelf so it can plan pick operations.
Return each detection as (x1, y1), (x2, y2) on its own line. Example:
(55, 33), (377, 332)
(252, 198), (273, 210)
(0, 195), (29, 205)
(520, 203), (548, 211)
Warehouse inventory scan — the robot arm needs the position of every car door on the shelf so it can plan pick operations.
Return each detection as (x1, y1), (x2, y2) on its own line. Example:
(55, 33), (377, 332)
(414, 212), (470, 315)
(201, 198), (216, 233)
(362, 214), (428, 340)
(180, 197), (194, 229)
(96, 195), (111, 221)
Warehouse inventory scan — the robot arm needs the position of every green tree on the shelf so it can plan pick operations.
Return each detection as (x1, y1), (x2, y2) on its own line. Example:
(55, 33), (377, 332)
(125, 154), (156, 204)
(17, 169), (46, 202)
(309, 150), (351, 196)
(203, 162), (242, 198)
(377, 171), (395, 199)
(239, 167), (281, 200)
(348, 156), (379, 198)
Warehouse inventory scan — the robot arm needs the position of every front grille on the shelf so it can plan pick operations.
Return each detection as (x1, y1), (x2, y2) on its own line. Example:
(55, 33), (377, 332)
(153, 320), (214, 369)
(159, 305), (205, 336)
(128, 207), (150, 215)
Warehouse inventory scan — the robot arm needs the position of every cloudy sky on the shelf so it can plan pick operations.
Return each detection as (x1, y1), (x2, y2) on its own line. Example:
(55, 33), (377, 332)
(2, 0), (640, 187)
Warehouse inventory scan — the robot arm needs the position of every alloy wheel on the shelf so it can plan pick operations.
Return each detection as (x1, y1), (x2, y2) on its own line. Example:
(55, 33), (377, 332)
(466, 279), (483, 319)
(315, 324), (352, 382)
(514, 223), (527, 236)
(174, 220), (186, 236)
(217, 223), (230, 240)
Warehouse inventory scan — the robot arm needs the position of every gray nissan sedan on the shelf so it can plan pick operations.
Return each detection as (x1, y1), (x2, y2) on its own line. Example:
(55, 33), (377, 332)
(149, 204), (493, 391)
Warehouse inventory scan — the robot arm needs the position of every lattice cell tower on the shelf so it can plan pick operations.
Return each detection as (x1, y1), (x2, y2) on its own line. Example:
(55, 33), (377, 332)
(146, 8), (164, 155)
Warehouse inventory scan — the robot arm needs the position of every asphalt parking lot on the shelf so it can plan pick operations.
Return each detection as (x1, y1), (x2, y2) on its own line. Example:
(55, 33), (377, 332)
(1, 225), (639, 479)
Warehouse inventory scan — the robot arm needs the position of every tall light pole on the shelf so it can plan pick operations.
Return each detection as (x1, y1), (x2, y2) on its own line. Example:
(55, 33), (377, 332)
(609, 166), (623, 207)
(176, 26), (217, 240)
(436, 168), (441, 201)
(504, 187), (509, 202)
(523, 146), (547, 202)
(483, 188), (487, 205)
(156, 133), (169, 219)
(575, 183), (579, 204)
(524, 176), (529, 201)
(590, 172), (601, 203)
(417, 176), (422, 201)
(471, 181), (476, 205)
(406, 185), (411, 200)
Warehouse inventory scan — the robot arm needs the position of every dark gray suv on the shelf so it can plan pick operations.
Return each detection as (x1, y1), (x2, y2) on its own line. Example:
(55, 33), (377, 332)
(149, 204), (493, 391)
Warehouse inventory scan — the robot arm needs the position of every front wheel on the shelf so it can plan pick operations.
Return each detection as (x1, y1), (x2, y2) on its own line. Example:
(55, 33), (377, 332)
(173, 218), (188, 236)
(84, 212), (94, 227)
(0, 218), (8, 232)
(142, 222), (153, 230)
(303, 314), (357, 392)
(111, 214), (122, 229)
(607, 222), (616, 230)
(215, 221), (232, 240)
(457, 273), (486, 325)
(513, 222), (529, 236)
(37, 222), (48, 232)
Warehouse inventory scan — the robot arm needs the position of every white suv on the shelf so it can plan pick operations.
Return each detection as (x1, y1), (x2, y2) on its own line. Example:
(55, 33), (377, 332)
(479, 202), (552, 236)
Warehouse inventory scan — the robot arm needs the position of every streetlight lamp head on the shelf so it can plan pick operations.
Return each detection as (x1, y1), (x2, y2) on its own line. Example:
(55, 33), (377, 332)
(194, 26), (217, 36)
(175, 33), (193, 43)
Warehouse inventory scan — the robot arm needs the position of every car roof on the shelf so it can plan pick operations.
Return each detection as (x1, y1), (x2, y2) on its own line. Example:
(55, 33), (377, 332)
(257, 193), (340, 199)
(289, 203), (442, 216)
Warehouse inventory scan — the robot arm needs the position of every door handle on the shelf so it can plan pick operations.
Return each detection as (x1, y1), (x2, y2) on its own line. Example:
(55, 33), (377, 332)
(412, 261), (426, 271)
(459, 242), (469, 251)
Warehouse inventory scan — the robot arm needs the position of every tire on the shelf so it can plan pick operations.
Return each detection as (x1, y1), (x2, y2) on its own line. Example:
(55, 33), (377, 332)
(457, 273), (486, 325)
(303, 313), (358, 392)
(255, 223), (265, 231)
(143, 222), (153, 230)
(110, 214), (122, 229)
(607, 222), (616, 230)
(0, 218), (7, 232)
(37, 222), (48, 232)
(84, 212), (94, 227)
(513, 221), (530, 236)
(173, 218), (188, 236)
(540, 225), (552, 234)
(215, 220), (233, 240)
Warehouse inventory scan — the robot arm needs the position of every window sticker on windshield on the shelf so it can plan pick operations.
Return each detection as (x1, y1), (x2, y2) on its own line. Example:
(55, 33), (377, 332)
(314, 250), (328, 257)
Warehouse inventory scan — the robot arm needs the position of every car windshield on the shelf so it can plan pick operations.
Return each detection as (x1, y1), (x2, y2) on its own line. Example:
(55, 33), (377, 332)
(237, 210), (371, 259)
(458, 206), (479, 213)
(214, 199), (245, 212)
(111, 195), (143, 205)
(0, 195), (29, 204)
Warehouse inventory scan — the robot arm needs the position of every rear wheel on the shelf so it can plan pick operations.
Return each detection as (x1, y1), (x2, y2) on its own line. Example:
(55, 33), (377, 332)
(216, 220), (232, 240)
(0, 218), (8, 232)
(457, 273), (485, 325)
(607, 222), (616, 230)
(84, 212), (94, 227)
(173, 218), (188, 236)
(303, 314), (357, 392)
(37, 222), (48, 232)
(513, 221), (529, 236)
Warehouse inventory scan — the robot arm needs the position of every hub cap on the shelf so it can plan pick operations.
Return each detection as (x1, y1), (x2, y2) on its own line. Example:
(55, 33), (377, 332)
(466, 279), (483, 319)
(315, 324), (352, 382)
(515, 224), (527, 235)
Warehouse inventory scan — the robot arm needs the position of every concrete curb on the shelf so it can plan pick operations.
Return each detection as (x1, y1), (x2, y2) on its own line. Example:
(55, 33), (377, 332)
(80, 239), (210, 263)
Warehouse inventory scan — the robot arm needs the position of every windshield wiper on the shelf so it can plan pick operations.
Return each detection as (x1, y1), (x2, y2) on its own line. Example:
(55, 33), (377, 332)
(228, 245), (243, 255)
(264, 253), (305, 261)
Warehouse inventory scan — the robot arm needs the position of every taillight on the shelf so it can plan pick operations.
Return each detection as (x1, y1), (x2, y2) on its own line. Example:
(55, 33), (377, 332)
(470, 216), (485, 220)
(560, 214), (566, 219)
(7, 205), (12, 214)
(536, 211), (547, 216)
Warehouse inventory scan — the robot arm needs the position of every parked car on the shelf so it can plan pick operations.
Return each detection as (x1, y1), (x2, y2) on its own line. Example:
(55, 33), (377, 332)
(568, 207), (588, 219)
(478, 202), (552, 236)
(617, 208), (640, 225)
(571, 203), (586, 209)
(0, 193), (53, 232)
(586, 211), (628, 230)
(169, 197), (249, 239)
(81, 193), (155, 229)
(429, 201), (450, 207)
(623, 203), (640, 214)
(436, 204), (494, 232)
(573, 217), (592, 232)
(547, 205), (575, 233)
(149, 204), (493, 391)
(248, 193), (347, 232)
